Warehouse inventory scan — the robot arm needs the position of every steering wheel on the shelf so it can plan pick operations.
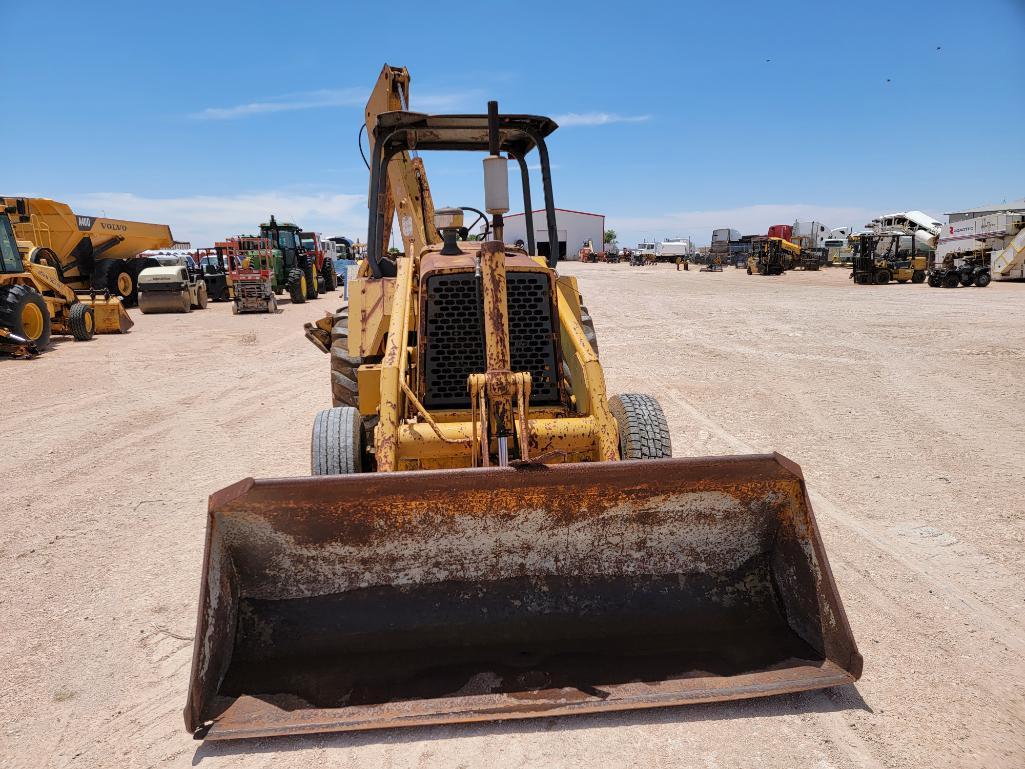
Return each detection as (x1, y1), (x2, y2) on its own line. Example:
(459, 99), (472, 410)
(459, 207), (490, 240)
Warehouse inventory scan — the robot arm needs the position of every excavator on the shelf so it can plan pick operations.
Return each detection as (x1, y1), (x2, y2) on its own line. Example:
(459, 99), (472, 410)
(185, 65), (861, 741)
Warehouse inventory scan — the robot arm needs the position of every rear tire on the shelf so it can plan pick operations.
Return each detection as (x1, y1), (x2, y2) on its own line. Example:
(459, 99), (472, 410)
(0, 284), (51, 348)
(928, 273), (942, 288)
(609, 393), (672, 460)
(974, 271), (991, 288)
(29, 247), (64, 280)
(311, 406), (363, 475)
(912, 270), (926, 284)
(92, 259), (136, 305)
(321, 261), (337, 292)
(288, 268), (307, 304)
(943, 272), (961, 288)
(579, 303), (599, 358)
(330, 305), (360, 408)
(68, 302), (95, 341)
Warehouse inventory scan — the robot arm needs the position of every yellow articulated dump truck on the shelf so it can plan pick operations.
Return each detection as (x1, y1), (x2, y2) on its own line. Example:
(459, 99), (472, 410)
(0, 206), (131, 355)
(0, 196), (177, 306)
(185, 65), (861, 741)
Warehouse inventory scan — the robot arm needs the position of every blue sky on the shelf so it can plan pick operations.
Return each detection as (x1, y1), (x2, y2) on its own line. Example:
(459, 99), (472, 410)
(6, 0), (1024, 246)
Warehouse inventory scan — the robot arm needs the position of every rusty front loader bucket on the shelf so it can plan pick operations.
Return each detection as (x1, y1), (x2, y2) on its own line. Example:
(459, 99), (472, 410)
(185, 454), (861, 740)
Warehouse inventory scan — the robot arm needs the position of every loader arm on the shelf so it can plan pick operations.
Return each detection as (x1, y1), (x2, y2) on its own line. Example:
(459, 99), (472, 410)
(365, 65), (439, 258)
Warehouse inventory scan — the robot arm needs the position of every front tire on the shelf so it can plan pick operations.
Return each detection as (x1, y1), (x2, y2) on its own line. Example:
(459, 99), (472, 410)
(288, 268), (307, 304)
(943, 272), (961, 288)
(194, 282), (208, 309)
(68, 302), (95, 341)
(311, 406), (363, 475)
(974, 271), (991, 288)
(0, 284), (51, 348)
(609, 393), (672, 460)
(875, 270), (890, 285)
(912, 270), (926, 284)
(304, 263), (319, 300)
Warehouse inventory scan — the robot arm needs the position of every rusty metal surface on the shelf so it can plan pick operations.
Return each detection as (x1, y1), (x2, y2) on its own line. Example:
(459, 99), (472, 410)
(185, 454), (862, 740)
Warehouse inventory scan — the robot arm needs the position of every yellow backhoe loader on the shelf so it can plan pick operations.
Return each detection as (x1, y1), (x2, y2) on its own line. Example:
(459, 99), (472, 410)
(185, 65), (861, 741)
(0, 207), (132, 355)
(0, 196), (176, 305)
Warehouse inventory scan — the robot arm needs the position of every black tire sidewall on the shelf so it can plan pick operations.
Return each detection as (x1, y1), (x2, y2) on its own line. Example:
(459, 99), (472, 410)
(0, 284), (52, 347)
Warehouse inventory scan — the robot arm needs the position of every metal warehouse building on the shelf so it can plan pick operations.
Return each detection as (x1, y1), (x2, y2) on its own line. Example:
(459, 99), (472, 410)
(504, 208), (605, 261)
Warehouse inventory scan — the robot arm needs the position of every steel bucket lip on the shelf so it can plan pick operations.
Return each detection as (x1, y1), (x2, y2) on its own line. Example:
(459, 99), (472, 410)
(197, 659), (857, 741)
(186, 452), (862, 738)
(208, 453), (808, 511)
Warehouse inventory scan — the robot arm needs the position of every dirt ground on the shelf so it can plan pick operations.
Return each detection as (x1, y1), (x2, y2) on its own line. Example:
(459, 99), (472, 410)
(2, 264), (1023, 769)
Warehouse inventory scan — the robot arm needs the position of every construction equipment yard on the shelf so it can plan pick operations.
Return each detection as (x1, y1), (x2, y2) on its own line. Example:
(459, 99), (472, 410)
(3, 263), (1022, 769)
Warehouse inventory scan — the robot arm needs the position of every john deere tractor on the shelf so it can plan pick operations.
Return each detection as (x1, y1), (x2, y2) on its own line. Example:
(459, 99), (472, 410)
(259, 216), (319, 303)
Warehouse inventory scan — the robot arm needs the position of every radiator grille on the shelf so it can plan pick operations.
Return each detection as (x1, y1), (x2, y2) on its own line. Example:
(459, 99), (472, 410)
(507, 273), (558, 403)
(422, 271), (558, 408)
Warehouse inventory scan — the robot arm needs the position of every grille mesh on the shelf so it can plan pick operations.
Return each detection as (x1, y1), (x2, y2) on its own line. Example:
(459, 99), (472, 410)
(507, 273), (557, 403)
(422, 271), (558, 408)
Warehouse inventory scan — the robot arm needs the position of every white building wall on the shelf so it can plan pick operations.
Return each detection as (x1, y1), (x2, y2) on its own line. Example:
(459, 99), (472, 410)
(504, 209), (605, 261)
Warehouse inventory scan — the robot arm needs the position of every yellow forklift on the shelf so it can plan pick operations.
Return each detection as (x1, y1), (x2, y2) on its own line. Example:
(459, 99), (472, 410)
(850, 231), (928, 285)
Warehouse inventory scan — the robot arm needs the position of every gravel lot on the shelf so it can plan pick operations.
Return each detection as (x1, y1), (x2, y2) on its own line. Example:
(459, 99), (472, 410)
(2, 263), (1022, 768)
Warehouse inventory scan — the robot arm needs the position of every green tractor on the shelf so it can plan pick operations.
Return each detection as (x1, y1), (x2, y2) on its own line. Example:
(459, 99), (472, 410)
(259, 215), (320, 303)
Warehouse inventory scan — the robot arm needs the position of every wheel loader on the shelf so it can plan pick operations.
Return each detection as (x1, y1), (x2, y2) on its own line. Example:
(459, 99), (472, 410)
(0, 207), (132, 354)
(185, 65), (861, 741)
(0, 196), (177, 305)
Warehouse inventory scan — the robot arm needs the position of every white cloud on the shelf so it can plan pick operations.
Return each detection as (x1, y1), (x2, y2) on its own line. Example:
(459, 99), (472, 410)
(192, 88), (365, 120)
(71, 191), (366, 246)
(192, 86), (487, 120)
(612, 203), (880, 246)
(414, 89), (486, 112)
(553, 112), (651, 127)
